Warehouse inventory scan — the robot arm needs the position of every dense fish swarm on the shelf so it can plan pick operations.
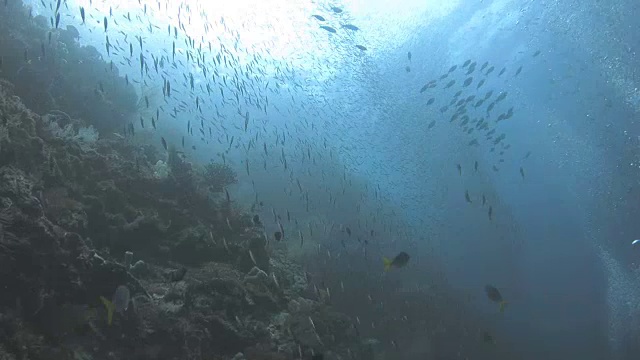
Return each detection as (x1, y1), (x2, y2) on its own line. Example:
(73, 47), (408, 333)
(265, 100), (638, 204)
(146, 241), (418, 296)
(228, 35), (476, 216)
(0, 0), (540, 359)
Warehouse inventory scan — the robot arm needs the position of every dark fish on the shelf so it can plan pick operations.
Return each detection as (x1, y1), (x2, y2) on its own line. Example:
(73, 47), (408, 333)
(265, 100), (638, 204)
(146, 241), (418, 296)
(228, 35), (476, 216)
(533, 50), (541, 57)
(355, 45), (367, 51)
(420, 84), (428, 93)
(104, 16), (108, 32)
(342, 24), (359, 31)
(331, 6), (342, 13)
(444, 80), (455, 89)
(476, 79), (485, 89)
(161, 137), (167, 151)
(519, 167), (525, 179)
(484, 285), (507, 311)
(383, 252), (410, 271)
(463, 59), (471, 67)
(55, 13), (60, 28)
(514, 65), (522, 76)
(407, 52), (411, 61)
(485, 285), (502, 302)
(427, 98), (435, 105)
(466, 65), (475, 75)
(456, 164), (462, 175)
(463, 77), (473, 87)
(80, 7), (85, 24)
(488, 206), (493, 220)
(274, 231), (282, 241)
(312, 15), (325, 21)
(405, 66), (410, 72)
(483, 331), (495, 344)
(427, 120), (435, 129)
(485, 66), (494, 75)
(167, 267), (187, 282)
(498, 67), (506, 76)
(465, 190), (472, 203)
(320, 25), (336, 33)
(448, 65), (457, 73)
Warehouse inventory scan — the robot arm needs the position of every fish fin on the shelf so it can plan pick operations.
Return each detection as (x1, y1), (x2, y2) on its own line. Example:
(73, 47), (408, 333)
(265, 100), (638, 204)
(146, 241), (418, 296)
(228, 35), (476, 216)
(100, 296), (115, 325)
(383, 257), (392, 272)
(499, 301), (508, 313)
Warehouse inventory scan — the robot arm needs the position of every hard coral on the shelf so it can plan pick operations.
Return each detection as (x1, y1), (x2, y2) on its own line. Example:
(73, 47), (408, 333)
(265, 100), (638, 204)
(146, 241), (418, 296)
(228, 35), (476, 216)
(202, 161), (238, 193)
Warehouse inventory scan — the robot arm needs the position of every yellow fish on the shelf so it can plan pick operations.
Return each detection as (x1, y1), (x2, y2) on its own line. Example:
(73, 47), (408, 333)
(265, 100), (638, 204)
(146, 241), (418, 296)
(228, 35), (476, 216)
(99, 296), (116, 325)
(383, 252), (410, 271)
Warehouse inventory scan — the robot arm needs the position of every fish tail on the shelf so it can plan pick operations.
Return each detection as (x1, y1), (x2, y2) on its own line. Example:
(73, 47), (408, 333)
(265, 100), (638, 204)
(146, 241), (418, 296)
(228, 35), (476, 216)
(100, 296), (115, 325)
(499, 301), (508, 313)
(383, 257), (393, 271)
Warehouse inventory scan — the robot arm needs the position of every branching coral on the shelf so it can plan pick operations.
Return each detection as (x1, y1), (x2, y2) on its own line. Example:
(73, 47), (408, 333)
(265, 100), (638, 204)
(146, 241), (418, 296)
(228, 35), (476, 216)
(201, 161), (237, 193)
(41, 110), (99, 151)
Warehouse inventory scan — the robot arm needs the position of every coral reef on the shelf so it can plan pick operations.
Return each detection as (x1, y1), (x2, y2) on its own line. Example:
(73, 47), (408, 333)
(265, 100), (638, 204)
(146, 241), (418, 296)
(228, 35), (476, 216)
(0, 3), (374, 360)
(0, 49), (366, 360)
(202, 161), (238, 194)
(0, 2), (137, 134)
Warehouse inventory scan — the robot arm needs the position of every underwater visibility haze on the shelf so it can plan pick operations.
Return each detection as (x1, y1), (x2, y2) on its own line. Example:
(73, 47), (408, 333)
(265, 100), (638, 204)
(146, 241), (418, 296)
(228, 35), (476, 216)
(0, 0), (639, 359)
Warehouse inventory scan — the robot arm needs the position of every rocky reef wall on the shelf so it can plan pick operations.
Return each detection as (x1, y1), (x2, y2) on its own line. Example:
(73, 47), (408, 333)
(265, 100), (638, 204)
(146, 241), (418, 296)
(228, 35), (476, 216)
(0, 2), (371, 358)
